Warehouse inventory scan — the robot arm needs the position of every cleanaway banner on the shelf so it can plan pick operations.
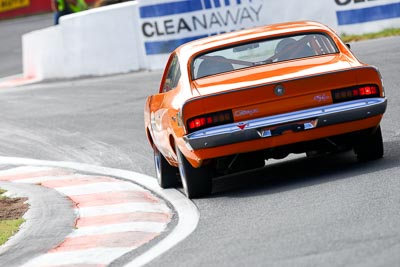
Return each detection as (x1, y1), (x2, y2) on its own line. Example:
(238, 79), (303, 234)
(137, 0), (400, 57)
(335, 0), (400, 26)
(334, 0), (400, 34)
(138, 0), (264, 55)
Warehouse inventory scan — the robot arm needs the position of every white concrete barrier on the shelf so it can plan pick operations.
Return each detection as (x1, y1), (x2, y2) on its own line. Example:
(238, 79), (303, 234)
(23, 1), (145, 80)
(23, 26), (63, 80)
(60, 2), (145, 78)
(22, 0), (400, 80)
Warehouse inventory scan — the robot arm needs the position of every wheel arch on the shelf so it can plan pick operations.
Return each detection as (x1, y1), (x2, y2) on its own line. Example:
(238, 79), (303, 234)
(146, 127), (155, 148)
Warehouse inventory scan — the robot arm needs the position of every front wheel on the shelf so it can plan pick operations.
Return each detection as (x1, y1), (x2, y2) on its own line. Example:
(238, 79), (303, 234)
(153, 145), (179, 188)
(354, 126), (384, 161)
(176, 147), (212, 199)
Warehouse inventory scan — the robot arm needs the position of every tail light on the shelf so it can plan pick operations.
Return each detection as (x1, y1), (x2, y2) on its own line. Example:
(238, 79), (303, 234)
(187, 110), (233, 133)
(332, 84), (380, 103)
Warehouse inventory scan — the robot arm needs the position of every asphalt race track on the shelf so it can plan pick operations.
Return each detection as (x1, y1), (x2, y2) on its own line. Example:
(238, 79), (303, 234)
(1, 15), (400, 267)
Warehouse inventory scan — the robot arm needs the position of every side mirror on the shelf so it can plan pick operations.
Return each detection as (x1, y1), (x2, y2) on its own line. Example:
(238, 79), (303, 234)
(346, 43), (351, 49)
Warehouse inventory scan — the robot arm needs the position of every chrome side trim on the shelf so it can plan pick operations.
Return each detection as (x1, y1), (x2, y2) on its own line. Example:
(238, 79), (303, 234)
(184, 98), (387, 149)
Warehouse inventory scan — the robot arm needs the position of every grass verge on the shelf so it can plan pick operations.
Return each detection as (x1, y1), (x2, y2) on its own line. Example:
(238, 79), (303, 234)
(341, 28), (400, 42)
(0, 218), (25, 245)
(0, 189), (27, 246)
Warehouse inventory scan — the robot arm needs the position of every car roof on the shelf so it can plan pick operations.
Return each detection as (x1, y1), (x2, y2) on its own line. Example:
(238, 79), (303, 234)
(176, 21), (335, 60)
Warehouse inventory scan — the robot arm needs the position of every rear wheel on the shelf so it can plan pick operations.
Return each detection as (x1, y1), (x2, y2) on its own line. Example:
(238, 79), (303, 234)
(176, 148), (212, 199)
(354, 126), (384, 161)
(153, 145), (179, 188)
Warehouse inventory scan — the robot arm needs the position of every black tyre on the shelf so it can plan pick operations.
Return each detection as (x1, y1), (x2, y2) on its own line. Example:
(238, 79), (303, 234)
(354, 126), (384, 161)
(176, 148), (212, 199)
(153, 145), (179, 188)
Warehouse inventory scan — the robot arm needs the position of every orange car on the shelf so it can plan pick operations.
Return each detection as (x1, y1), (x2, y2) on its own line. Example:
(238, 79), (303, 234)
(144, 21), (387, 198)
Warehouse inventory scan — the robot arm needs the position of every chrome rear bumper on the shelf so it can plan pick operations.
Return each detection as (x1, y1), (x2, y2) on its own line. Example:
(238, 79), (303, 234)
(184, 98), (387, 150)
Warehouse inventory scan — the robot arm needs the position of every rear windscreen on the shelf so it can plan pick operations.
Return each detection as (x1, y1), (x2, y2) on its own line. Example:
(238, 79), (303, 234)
(192, 33), (339, 80)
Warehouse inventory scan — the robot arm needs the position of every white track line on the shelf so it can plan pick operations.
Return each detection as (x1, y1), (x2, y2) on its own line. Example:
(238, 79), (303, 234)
(70, 222), (167, 237)
(12, 175), (84, 184)
(56, 181), (146, 196)
(77, 202), (170, 217)
(0, 156), (199, 267)
(0, 166), (58, 175)
(11, 174), (106, 184)
(23, 247), (132, 266)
